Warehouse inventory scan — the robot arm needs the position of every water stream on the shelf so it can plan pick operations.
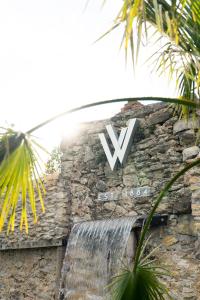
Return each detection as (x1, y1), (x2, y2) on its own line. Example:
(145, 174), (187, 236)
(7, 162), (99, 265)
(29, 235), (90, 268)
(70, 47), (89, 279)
(59, 217), (137, 300)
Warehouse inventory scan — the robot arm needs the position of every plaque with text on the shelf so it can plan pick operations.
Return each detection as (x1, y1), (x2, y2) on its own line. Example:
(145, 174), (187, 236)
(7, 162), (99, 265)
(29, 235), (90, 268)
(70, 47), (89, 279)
(98, 191), (121, 202)
(127, 186), (151, 198)
(97, 186), (151, 202)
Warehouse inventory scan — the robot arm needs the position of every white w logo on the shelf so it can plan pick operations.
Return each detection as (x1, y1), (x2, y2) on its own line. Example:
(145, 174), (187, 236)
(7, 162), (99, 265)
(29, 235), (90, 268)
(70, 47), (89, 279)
(99, 119), (138, 170)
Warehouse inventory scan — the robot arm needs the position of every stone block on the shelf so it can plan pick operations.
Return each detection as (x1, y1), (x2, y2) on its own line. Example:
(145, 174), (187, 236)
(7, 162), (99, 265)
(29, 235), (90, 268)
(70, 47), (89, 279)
(140, 177), (151, 186)
(156, 202), (169, 213)
(56, 191), (65, 199)
(192, 203), (200, 216)
(115, 205), (127, 215)
(188, 176), (200, 185)
(84, 146), (95, 162)
(123, 174), (139, 187)
(147, 109), (171, 125)
(179, 129), (196, 146)
(162, 235), (178, 246)
(173, 119), (200, 134)
(137, 138), (154, 150)
(96, 180), (107, 192)
(46, 173), (59, 182)
(103, 202), (116, 211)
(149, 163), (164, 172)
(192, 222), (200, 235)
(127, 210), (138, 217)
(107, 177), (122, 187)
(123, 164), (137, 175)
(183, 146), (200, 161)
(62, 151), (74, 161)
(172, 188), (191, 214)
(192, 189), (200, 199)
(62, 161), (73, 170)
(190, 183), (200, 191)
(176, 215), (194, 236)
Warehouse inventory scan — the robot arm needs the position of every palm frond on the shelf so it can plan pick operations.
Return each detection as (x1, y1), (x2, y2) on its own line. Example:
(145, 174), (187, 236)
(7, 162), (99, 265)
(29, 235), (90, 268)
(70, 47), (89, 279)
(108, 241), (171, 300)
(100, 0), (200, 118)
(0, 128), (46, 233)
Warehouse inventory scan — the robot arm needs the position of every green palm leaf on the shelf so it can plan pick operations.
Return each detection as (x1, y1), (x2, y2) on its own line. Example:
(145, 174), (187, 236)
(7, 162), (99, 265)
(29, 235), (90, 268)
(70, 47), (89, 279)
(0, 128), (45, 233)
(99, 0), (200, 118)
(108, 243), (171, 300)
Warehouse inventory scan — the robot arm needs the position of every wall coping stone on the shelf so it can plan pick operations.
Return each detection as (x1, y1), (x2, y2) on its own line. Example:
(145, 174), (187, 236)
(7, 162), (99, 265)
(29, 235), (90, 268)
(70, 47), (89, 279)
(0, 238), (63, 251)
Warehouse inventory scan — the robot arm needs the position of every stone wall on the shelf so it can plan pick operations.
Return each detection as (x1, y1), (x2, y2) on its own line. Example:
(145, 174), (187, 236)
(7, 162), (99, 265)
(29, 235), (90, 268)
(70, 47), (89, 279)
(60, 102), (200, 299)
(60, 102), (199, 223)
(0, 246), (66, 300)
(1, 102), (200, 299)
(0, 171), (69, 299)
(0, 173), (69, 249)
(143, 221), (200, 300)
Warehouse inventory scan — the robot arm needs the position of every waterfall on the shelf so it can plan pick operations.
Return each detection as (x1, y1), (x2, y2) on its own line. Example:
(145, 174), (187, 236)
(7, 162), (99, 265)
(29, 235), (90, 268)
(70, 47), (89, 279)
(59, 217), (137, 300)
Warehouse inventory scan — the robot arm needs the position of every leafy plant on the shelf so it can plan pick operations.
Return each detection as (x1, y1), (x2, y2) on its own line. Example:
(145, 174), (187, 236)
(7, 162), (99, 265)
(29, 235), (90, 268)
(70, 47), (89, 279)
(0, 128), (46, 234)
(108, 242), (170, 300)
(99, 0), (200, 118)
(45, 147), (62, 175)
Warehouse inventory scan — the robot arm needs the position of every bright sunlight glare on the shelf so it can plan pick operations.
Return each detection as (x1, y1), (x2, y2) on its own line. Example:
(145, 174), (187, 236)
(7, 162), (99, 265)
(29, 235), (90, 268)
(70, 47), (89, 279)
(0, 0), (177, 157)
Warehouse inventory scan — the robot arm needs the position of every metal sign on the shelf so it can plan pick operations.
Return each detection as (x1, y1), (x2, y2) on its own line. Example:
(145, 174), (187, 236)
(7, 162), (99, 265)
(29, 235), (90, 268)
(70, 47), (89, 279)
(99, 119), (138, 170)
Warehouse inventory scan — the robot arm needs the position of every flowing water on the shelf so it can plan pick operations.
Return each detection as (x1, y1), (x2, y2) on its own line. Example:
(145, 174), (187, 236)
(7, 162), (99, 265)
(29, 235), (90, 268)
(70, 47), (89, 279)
(59, 217), (137, 300)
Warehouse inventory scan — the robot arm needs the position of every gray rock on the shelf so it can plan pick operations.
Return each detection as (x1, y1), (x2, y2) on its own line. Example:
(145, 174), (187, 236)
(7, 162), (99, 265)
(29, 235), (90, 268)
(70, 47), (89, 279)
(103, 202), (116, 211)
(84, 146), (95, 162)
(62, 161), (73, 170)
(173, 119), (200, 134)
(179, 129), (196, 146)
(96, 180), (107, 192)
(115, 205), (127, 215)
(147, 109), (171, 125)
(62, 151), (74, 161)
(183, 146), (200, 161)
(137, 138), (154, 150)
(192, 188), (200, 199)
(123, 174), (139, 187)
(123, 164), (137, 175)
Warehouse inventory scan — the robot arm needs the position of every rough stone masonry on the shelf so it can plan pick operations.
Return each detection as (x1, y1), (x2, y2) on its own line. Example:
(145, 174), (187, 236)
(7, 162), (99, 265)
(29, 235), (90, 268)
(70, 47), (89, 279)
(0, 102), (200, 299)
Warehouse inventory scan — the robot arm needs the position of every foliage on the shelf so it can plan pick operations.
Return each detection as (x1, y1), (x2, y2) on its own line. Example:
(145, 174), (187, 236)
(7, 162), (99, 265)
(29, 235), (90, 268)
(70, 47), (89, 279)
(45, 147), (62, 175)
(100, 0), (200, 118)
(0, 128), (46, 233)
(108, 240), (170, 300)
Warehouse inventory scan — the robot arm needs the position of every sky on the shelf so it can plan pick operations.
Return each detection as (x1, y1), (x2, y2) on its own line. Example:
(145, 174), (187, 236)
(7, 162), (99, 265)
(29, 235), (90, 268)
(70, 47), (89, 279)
(0, 0), (177, 150)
